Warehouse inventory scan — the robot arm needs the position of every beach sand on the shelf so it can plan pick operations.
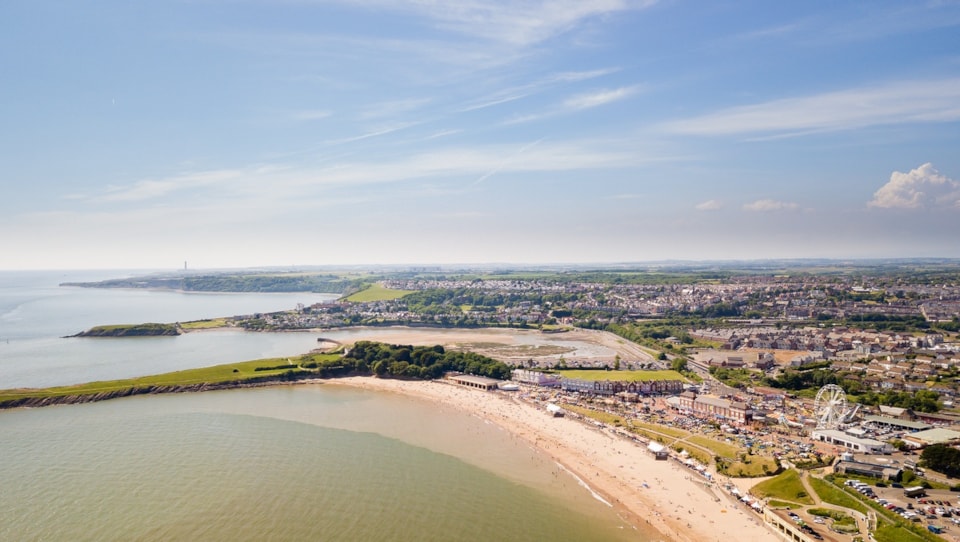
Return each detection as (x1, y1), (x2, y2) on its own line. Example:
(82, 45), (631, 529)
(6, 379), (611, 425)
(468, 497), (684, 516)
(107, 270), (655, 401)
(330, 376), (777, 542)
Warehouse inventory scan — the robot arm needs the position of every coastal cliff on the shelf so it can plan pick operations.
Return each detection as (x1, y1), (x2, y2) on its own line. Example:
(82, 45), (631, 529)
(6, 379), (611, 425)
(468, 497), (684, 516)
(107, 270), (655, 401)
(70, 323), (181, 337)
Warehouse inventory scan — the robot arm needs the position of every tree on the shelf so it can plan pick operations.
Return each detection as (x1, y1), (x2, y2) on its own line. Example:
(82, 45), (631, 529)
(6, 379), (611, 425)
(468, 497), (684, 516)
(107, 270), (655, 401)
(921, 444), (960, 478)
(671, 358), (687, 372)
(657, 352), (667, 361)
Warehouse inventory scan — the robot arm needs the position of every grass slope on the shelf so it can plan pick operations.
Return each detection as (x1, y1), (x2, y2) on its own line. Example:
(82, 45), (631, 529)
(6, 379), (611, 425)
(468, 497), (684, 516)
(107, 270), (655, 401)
(343, 284), (415, 303)
(0, 354), (340, 404)
(751, 469), (815, 505)
(179, 318), (230, 330)
(808, 477), (868, 514)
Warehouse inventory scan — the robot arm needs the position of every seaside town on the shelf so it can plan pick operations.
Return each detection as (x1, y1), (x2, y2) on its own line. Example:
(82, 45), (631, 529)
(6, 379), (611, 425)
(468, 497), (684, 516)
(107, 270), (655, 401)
(210, 267), (960, 542)
(29, 265), (960, 542)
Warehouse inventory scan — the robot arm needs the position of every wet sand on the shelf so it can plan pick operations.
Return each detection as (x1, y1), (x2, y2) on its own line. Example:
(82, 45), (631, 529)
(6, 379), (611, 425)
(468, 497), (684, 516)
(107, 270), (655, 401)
(330, 377), (777, 542)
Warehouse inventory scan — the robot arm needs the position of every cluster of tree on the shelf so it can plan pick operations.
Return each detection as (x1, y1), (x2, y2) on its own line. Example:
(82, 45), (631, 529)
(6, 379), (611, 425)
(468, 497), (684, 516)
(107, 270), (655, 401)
(709, 366), (760, 388)
(840, 313), (931, 331)
(920, 444), (960, 478)
(602, 322), (695, 344)
(856, 389), (940, 413)
(341, 341), (511, 380)
(765, 368), (845, 391)
(182, 274), (356, 293)
(400, 287), (582, 314)
(764, 370), (940, 412)
(679, 302), (742, 318)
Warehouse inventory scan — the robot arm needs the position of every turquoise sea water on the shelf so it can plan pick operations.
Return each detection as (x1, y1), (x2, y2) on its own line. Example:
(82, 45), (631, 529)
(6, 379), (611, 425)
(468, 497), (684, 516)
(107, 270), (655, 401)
(0, 271), (654, 541)
(0, 387), (645, 541)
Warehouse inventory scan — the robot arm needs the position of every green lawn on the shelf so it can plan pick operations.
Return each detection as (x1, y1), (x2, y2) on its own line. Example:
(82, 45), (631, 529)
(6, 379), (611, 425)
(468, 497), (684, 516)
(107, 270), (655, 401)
(808, 477), (869, 514)
(724, 455), (780, 477)
(688, 434), (740, 459)
(562, 404), (626, 426)
(0, 354), (340, 406)
(751, 469), (815, 505)
(874, 524), (935, 542)
(343, 284), (414, 303)
(179, 318), (230, 330)
(631, 420), (690, 439)
(556, 369), (686, 382)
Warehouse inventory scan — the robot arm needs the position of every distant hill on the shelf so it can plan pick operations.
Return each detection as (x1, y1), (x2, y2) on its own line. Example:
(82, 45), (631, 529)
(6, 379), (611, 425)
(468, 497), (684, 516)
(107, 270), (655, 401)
(61, 272), (359, 294)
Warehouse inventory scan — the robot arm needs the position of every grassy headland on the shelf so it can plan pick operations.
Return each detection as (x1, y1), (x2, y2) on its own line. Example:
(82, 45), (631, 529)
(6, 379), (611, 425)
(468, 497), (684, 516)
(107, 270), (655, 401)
(72, 323), (180, 337)
(0, 355), (337, 408)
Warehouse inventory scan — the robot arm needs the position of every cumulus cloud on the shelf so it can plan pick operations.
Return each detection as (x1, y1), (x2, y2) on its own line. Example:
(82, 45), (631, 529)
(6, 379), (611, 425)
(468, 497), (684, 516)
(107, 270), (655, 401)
(868, 163), (960, 210)
(695, 199), (723, 211)
(743, 199), (800, 212)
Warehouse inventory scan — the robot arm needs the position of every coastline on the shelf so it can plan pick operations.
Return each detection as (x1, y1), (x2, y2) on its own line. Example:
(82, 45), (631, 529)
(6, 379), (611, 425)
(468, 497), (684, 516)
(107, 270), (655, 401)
(326, 376), (777, 542)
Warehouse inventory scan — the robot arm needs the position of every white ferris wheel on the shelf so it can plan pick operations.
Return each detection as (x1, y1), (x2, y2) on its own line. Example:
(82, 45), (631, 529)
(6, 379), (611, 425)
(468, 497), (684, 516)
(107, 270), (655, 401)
(814, 384), (847, 429)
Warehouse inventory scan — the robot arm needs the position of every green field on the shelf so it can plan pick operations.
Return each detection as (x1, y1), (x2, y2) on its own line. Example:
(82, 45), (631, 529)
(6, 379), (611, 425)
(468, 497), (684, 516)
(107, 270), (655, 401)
(556, 369), (686, 381)
(179, 318), (230, 330)
(723, 455), (780, 476)
(751, 469), (815, 505)
(688, 434), (740, 459)
(0, 354), (340, 406)
(343, 284), (415, 302)
(808, 477), (868, 514)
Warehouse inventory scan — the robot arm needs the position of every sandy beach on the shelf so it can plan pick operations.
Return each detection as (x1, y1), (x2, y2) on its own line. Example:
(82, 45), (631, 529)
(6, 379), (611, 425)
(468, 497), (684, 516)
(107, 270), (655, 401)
(330, 376), (777, 542)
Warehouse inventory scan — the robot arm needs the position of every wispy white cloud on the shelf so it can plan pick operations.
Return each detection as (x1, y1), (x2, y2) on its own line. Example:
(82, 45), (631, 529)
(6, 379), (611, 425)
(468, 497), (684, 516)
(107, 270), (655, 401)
(662, 78), (960, 136)
(563, 85), (641, 110)
(729, 21), (807, 42)
(743, 199), (800, 212)
(504, 84), (642, 124)
(322, 122), (419, 145)
(98, 168), (251, 202)
(868, 163), (960, 210)
(358, 0), (654, 47)
(359, 98), (432, 120)
(424, 129), (463, 140)
(290, 109), (332, 121)
(81, 139), (652, 210)
(695, 199), (723, 211)
(457, 67), (620, 112)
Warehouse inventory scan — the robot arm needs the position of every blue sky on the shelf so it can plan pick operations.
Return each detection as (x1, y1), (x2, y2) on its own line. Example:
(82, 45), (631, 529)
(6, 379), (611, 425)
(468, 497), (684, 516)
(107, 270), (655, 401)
(2, 1), (960, 270)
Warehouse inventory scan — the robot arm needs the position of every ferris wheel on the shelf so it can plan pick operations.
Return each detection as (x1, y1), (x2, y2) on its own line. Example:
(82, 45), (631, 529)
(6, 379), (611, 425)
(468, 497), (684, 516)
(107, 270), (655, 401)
(814, 384), (847, 429)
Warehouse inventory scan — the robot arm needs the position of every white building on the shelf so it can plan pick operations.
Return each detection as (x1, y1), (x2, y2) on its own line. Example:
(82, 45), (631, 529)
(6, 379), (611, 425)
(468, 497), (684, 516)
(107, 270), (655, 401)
(811, 429), (892, 454)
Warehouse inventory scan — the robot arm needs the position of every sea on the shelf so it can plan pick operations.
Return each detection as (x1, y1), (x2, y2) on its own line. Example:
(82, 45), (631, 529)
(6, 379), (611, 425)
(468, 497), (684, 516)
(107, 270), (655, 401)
(0, 271), (651, 542)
